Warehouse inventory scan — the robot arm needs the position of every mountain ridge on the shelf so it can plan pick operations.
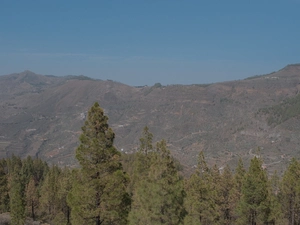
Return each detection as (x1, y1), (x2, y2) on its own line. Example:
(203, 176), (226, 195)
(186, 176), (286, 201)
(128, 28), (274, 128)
(1, 65), (300, 174)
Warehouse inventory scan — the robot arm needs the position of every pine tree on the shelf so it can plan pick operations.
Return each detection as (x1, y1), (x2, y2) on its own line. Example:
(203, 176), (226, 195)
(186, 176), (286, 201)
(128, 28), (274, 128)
(68, 102), (130, 225)
(218, 165), (239, 225)
(139, 126), (153, 155)
(280, 158), (300, 225)
(52, 167), (73, 225)
(184, 151), (217, 225)
(39, 165), (61, 222)
(25, 176), (39, 220)
(129, 126), (154, 194)
(21, 156), (34, 185)
(210, 164), (222, 222)
(129, 139), (185, 225)
(232, 158), (246, 221)
(234, 158), (246, 195)
(32, 157), (49, 184)
(9, 162), (26, 225)
(266, 171), (284, 224)
(0, 159), (9, 213)
(236, 156), (270, 225)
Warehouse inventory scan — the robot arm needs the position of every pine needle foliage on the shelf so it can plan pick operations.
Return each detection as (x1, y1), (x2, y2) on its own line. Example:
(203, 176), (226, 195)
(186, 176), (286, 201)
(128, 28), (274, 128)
(129, 139), (185, 225)
(68, 102), (130, 225)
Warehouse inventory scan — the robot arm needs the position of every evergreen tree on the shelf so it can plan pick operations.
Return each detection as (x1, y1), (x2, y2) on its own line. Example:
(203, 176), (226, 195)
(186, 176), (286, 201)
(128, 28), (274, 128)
(232, 158), (246, 221)
(236, 156), (270, 225)
(21, 156), (34, 184)
(0, 159), (9, 213)
(39, 165), (61, 222)
(129, 126), (154, 194)
(32, 157), (49, 185)
(184, 152), (218, 225)
(68, 102), (130, 225)
(266, 171), (284, 225)
(218, 165), (238, 225)
(139, 126), (153, 155)
(9, 162), (26, 225)
(234, 158), (246, 195)
(280, 158), (300, 225)
(25, 176), (39, 220)
(53, 167), (73, 225)
(210, 164), (222, 222)
(7, 154), (22, 174)
(129, 139), (185, 225)
(6, 155), (49, 223)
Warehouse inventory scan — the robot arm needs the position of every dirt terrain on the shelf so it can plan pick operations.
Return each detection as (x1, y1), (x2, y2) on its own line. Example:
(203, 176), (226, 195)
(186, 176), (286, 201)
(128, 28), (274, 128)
(1, 64), (300, 174)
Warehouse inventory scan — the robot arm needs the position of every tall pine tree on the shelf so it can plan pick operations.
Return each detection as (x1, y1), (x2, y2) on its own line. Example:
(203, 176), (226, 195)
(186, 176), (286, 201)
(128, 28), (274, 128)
(184, 151), (218, 225)
(236, 156), (270, 225)
(218, 165), (239, 225)
(0, 159), (9, 213)
(129, 139), (185, 225)
(280, 158), (300, 225)
(68, 102), (130, 225)
(128, 126), (154, 194)
(9, 160), (26, 225)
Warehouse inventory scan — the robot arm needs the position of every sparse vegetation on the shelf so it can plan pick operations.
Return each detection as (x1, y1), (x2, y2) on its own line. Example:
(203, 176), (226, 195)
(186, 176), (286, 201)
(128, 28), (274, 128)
(65, 75), (94, 80)
(259, 94), (300, 125)
(244, 71), (276, 80)
(1, 103), (300, 224)
(2, 65), (300, 191)
(143, 82), (164, 96)
(192, 83), (212, 87)
(220, 97), (234, 104)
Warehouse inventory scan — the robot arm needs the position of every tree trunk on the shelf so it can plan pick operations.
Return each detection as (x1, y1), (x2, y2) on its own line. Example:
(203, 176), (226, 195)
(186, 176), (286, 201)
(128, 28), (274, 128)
(96, 191), (101, 225)
(31, 200), (35, 220)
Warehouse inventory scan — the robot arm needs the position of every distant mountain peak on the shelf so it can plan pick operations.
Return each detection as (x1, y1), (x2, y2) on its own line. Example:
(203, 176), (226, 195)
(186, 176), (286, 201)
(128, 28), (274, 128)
(22, 70), (36, 74)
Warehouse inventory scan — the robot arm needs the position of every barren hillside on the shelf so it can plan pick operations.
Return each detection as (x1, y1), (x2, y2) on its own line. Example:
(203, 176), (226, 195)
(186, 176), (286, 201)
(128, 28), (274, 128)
(1, 64), (300, 174)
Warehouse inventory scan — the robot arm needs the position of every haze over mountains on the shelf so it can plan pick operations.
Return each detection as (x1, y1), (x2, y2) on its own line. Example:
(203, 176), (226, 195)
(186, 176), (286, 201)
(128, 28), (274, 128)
(1, 64), (300, 174)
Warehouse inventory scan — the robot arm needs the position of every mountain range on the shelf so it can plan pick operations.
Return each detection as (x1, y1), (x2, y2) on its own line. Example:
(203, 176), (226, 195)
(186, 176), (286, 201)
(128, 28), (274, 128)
(1, 64), (300, 174)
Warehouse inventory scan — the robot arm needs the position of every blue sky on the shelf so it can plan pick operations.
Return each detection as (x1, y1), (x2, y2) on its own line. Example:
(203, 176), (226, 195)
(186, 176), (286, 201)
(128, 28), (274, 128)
(1, 0), (300, 86)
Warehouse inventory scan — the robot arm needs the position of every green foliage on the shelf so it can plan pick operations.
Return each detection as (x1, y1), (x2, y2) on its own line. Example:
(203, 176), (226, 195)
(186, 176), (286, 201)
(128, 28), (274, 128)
(267, 171), (284, 224)
(39, 165), (72, 224)
(218, 165), (239, 225)
(0, 156), (50, 224)
(236, 156), (270, 225)
(259, 94), (300, 125)
(68, 102), (130, 225)
(139, 126), (153, 155)
(39, 165), (61, 221)
(0, 159), (9, 213)
(5, 123), (300, 225)
(153, 83), (162, 88)
(9, 162), (26, 225)
(220, 97), (234, 104)
(56, 167), (72, 225)
(25, 176), (39, 220)
(65, 75), (94, 80)
(128, 126), (154, 194)
(184, 152), (218, 225)
(129, 139), (185, 225)
(234, 158), (246, 194)
(143, 83), (163, 96)
(280, 158), (300, 225)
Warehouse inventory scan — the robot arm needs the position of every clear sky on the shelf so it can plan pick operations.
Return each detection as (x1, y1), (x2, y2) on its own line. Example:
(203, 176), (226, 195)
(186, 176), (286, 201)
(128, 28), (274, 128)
(1, 0), (300, 86)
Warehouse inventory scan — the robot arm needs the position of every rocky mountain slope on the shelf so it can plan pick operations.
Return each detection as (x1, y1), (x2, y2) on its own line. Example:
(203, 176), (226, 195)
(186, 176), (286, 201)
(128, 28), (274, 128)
(1, 64), (300, 174)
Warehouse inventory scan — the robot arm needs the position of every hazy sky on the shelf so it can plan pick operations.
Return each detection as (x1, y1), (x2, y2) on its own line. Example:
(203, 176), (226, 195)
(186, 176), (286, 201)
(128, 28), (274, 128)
(1, 0), (300, 86)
